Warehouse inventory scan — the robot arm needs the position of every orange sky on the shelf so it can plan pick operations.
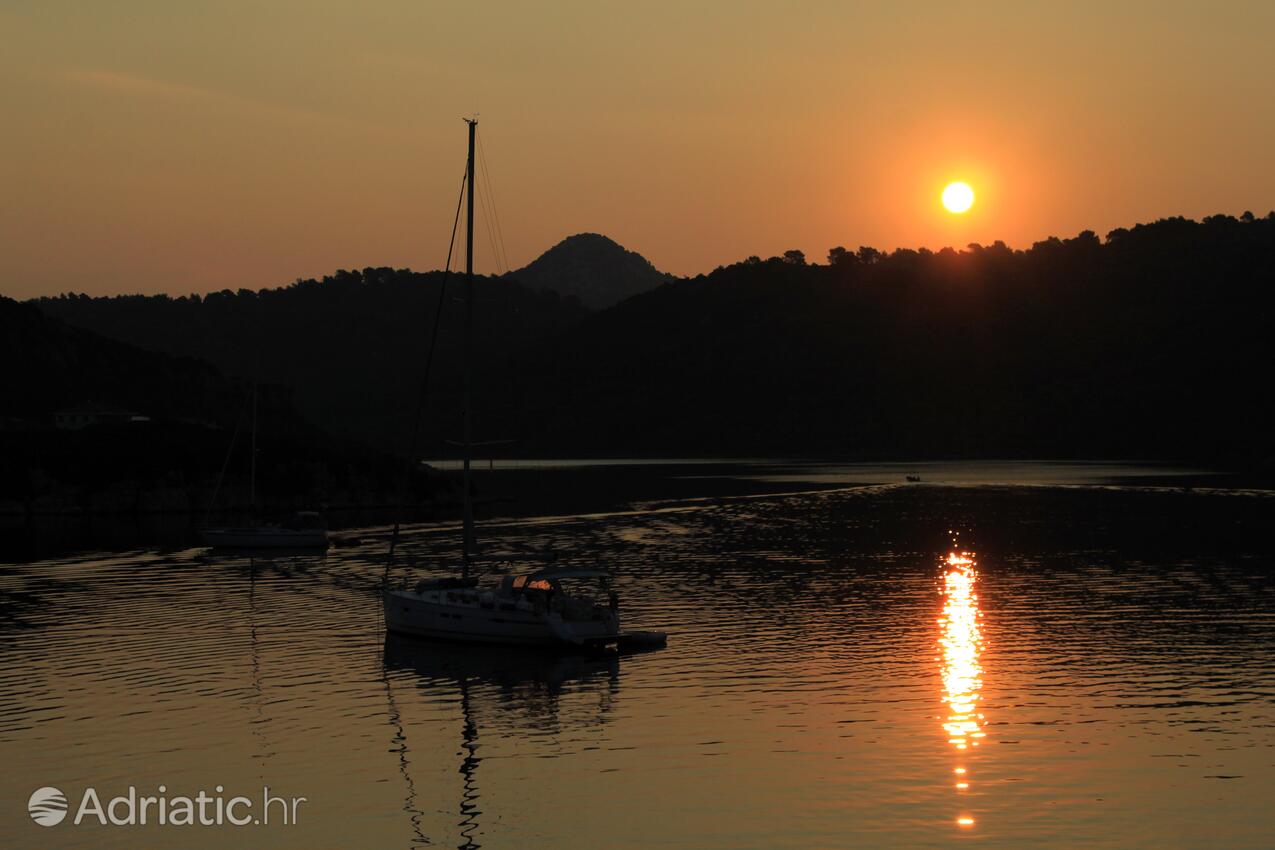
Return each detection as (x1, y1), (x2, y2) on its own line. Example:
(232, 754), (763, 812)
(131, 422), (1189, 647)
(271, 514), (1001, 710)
(2, 1), (1273, 298)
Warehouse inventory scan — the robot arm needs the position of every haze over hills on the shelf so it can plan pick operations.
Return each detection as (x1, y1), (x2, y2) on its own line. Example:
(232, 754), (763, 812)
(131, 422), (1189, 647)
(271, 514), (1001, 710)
(507, 233), (673, 309)
(29, 213), (1275, 469)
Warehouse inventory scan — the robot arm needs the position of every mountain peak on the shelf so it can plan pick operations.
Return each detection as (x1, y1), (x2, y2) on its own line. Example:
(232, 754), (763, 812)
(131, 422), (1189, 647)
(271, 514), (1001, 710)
(508, 233), (671, 309)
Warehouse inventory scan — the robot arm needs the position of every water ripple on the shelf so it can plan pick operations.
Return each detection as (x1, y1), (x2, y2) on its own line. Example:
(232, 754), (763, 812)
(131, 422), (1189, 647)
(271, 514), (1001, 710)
(0, 485), (1272, 848)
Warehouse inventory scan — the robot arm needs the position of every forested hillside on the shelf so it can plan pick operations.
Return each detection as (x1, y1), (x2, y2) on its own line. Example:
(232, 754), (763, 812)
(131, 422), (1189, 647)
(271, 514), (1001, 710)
(33, 214), (1275, 467)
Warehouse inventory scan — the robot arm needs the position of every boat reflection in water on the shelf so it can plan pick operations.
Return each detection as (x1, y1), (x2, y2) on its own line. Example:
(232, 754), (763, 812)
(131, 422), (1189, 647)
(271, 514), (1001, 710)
(938, 550), (986, 830)
(381, 636), (634, 847)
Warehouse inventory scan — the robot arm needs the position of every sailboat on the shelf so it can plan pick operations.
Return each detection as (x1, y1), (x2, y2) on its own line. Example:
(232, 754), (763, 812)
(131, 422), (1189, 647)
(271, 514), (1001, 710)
(200, 382), (329, 549)
(382, 120), (665, 650)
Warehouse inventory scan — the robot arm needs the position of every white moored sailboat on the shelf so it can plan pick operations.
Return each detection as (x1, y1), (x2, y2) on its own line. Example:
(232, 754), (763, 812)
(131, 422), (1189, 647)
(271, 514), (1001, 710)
(385, 568), (624, 647)
(382, 120), (664, 650)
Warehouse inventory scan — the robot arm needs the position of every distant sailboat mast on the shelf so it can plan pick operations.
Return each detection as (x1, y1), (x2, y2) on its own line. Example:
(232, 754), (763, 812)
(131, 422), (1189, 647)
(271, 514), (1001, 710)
(461, 118), (477, 578)
(249, 378), (258, 515)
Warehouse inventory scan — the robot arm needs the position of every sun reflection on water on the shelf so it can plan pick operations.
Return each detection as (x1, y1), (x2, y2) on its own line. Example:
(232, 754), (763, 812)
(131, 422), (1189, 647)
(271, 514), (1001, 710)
(939, 548), (986, 829)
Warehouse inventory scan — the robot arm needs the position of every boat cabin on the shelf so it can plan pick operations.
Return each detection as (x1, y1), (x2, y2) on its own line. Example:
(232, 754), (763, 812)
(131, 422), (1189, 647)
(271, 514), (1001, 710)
(501, 568), (610, 596)
(496, 569), (617, 619)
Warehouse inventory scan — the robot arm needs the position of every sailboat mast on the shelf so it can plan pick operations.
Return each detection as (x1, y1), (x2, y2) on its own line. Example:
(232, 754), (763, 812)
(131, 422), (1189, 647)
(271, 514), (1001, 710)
(249, 379), (258, 513)
(461, 118), (476, 576)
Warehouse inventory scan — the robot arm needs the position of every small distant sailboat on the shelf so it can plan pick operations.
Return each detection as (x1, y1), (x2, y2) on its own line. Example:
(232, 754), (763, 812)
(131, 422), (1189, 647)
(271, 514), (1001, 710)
(381, 120), (665, 650)
(201, 382), (329, 549)
(200, 512), (328, 549)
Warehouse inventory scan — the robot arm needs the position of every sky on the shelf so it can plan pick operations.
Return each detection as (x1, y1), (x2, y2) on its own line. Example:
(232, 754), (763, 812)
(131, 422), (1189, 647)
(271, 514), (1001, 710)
(2, 0), (1274, 299)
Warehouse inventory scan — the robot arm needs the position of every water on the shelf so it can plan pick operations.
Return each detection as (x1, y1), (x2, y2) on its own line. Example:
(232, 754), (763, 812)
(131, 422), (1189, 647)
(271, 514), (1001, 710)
(2, 474), (1273, 848)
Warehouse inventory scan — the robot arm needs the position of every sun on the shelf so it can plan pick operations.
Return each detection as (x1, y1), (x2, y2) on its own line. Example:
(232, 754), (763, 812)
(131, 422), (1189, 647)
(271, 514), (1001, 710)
(942, 181), (975, 214)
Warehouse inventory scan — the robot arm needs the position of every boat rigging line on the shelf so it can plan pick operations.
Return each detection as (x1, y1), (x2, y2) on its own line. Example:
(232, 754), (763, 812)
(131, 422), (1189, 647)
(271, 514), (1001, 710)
(383, 165), (469, 586)
(476, 128), (511, 274)
(202, 381), (254, 525)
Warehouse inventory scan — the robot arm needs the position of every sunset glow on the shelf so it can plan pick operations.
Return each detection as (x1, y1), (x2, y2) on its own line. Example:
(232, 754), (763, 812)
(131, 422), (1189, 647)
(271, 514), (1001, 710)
(942, 182), (975, 214)
(939, 549), (986, 827)
(3, 6), (1273, 298)
(3, 2), (1273, 847)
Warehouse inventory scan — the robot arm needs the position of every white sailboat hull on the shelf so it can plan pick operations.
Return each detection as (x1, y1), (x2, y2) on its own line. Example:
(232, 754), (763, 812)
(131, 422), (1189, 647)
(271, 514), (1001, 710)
(383, 588), (620, 647)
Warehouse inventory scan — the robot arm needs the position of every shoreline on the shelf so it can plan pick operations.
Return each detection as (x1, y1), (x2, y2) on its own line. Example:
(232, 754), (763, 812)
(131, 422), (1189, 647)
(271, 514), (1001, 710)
(2, 459), (1272, 565)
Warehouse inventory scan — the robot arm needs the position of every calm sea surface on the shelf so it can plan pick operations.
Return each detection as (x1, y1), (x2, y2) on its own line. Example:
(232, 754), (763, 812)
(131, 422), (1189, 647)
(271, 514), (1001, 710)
(2, 463), (1273, 848)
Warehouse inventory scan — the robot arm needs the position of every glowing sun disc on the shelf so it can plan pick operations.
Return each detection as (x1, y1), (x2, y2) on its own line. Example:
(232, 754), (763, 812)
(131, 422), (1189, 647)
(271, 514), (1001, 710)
(942, 182), (975, 214)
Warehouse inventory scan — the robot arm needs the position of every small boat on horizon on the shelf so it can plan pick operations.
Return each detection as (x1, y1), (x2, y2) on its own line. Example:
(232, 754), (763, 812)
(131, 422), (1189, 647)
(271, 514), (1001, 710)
(201, 510), (329, 549)
(200, 382), (329, 549)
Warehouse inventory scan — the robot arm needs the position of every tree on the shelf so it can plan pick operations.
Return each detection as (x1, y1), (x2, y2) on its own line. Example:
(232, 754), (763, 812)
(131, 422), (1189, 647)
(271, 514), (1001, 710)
(782, 249), (807, 265)
(828, 246), (856, 267)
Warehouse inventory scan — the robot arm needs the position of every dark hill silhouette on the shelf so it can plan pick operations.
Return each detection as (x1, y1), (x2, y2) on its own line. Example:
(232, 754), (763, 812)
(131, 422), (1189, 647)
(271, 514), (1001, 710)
(506, 233), (672, 309)
(1, 296), (427, 511)
(29, 213), (1275, 469)
(1, 295), (241, 426)
(495, 214), (1274, 466)
(35, 269), (589, 449)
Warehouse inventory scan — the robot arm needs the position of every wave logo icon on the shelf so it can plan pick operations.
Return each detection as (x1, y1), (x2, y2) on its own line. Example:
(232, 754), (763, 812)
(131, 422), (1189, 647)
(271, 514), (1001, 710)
(28, 787), (69, 826)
